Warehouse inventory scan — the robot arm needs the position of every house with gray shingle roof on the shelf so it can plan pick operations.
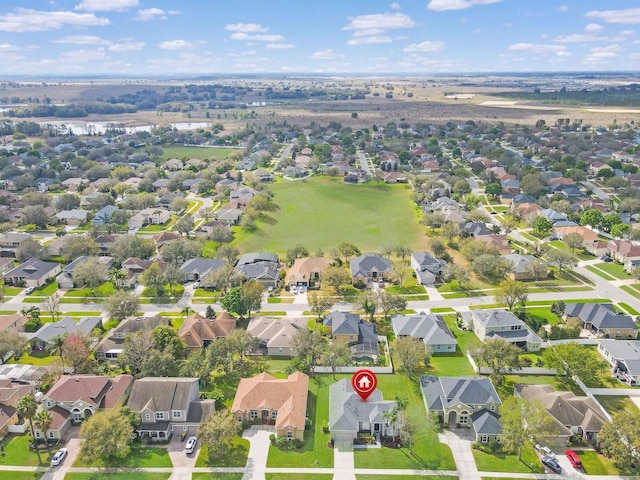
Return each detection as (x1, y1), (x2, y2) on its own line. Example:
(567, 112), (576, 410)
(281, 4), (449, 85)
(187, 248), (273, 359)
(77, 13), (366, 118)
(564, 303), (638, 339)
(420, 375), (502, 443)
(349, 253), (391, 287)
(3, 258), (61, 288)
(465, 309), (542, 351)
(597, 339), (640, 385)
(329, 378), (400, 444)
(391, 314), (456, 352)
(25, 316), (102, 352)
(410, 251), (446, 285)
(180, 257), (226, 283)
(323, 311), (379, 361)
(92, 205), (119, 226)
(502, 253), (544, 281)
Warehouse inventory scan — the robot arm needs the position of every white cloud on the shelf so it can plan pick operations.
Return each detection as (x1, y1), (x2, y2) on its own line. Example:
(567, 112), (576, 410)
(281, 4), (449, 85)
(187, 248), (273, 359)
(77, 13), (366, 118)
(554, 31), (630, 43)
(585, 8), (640, 24)
(427, 0), (501, 12)
(0, 8), (109, 32)
(75, 0), (138, 12)
(158, 40), (199, 50)
(557, 5), (568, 13)
(266, 43), (294, 49)
(309, 49), (344, 60)
(344, 12), (415, 45)
(347, 36), (392, 46)
(58, 48), (107, 62)
(51, 35), (110, 45)
(508, 43), (570, 56)
(390, 2), (400, 9)
(135, 8), (177, 22)
(230, 32), (285, 42)
(109, 41), (145, 52)
(404, 40), (445, 52)
(584, 23), (602, 33)
(583, 45), (622, 63)
(225, 23), (268, 32)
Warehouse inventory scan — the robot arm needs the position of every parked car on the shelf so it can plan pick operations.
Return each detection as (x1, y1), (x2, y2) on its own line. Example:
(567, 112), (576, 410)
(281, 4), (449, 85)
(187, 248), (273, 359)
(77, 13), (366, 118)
(600, 255), (613, 262)
(291, 285), (298, 294)
(24, 286), (35, 294)
(185, 436), (197, 454)
(298, 285), (305, 294)
(541, 455), (562, 474)
(566, 449), (583, 470)
(535, 444), (555, 457)
(192, 281), (200, 289)
(51, 448), (67, 466)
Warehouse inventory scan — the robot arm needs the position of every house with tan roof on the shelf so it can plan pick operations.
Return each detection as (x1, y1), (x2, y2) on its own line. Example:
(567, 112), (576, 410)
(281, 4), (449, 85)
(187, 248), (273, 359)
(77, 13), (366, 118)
(0, 379), (35, 437)
(553, 225), (599, 246)
(247, 317), (308, 356)
(39, 374), (133, 440)
(287, 257), (332, 288)
(178, 312), (236, 349)
(232, 372), (309, 440)
(0, 313), (27, 334)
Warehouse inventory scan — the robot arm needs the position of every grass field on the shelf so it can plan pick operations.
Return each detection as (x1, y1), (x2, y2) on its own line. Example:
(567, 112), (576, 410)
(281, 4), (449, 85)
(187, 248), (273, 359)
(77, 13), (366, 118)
(66, 474), (170, 480)
(579, 450), (620, 475)
(192, 474), (244, 480)
(233, 177), (426, 255)
(0, 473), (41, 480)
(195, 436), (249, 467)
(73, 446), (172, 468)
(472, 443), (542, 473)
(162, 145), (237, 161)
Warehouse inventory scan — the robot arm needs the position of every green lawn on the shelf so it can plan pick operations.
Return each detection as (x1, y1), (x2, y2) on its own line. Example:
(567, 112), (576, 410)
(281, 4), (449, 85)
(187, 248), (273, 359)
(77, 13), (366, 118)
(592, 262), (632, 280)
(356, 477), (454, 480)
(472, 443), (542, 473)
(579, 450), (620, 475)
(63, 282), (115, 298)
(586, 265), (616, 281)
(621, 284), (640, 299)
(595, 395), (640, 416)
(618, 302), (640, 315)
(65, 474), (170, 480)
(233, 177), (427, 255)
(192, 474), (244, 480)
(195, 436), (249, 467)
(73, 446), (172, 468)
(0, 473), (42, 480)
(10, 351), (58, 366)
(0, 435), (55, 466)
(162, 145), (236, 161)
(266, 475), (332, 480)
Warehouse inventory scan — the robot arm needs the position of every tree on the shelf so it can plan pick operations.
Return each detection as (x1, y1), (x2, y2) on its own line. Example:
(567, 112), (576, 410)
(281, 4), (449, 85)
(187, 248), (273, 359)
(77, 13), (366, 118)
(33, 409), (52, 439)
(429, 237), (447, 258)
(336, 242), (360, 264)
(153, 325), (187, 359)
(532, 216), (552, 236)
(485, 182), (502, 199)
(80, 409), (136, 465)
(376, 290), (406, 320)
(443, 264), (470, 289)
(285, 244), (309, 266)
(494, 279), (528, 310)
(21, 205), (49, 229)
(72, 257), (109, 293)
(542, 342), (607, 380)
(15, 237), (44, 263)
(611, 223), (630, 238)
(0, 330), (26, 362)
(216, 245), (240, 265)
(203, 264), (243, 292)
(599, 411), (640, 473)
(62, 235), (100, 262)
(500, 396), (555, 460)
(563, 232), (584, 254)
(163, 263), (184, 296)
(62, 332), (91, 374)
(241, 280), (264, 319)
(580, 209), (603, 229)
(198, 409), (240, 462)
(524, 258), (548, 281)
(602, 213), (622, 233)
(108, 268), (127, 289)
(291, 328), (326, 374)
(422, 212), (445, 231)
(321, 339), (352, 379)
(308, 292), (333, 320)
(391, 260), (411, 286)
(174, 214), (194, 237)
(475, 338), (523, 386)
(109, 235), (155, 263)
(17, 395), (38, 441)
(453, 179), (471, 195)
(54, 193), (81, 212)
(221, 286), (246, 317)
(42, 294), (61, 322)
(545, 248), (577, 273)
(321, 265), (351, 294)
(360, 293), (378, 323)
(393, 337), (431, 376)
(118, 330), (156, 377)
(104, 290), (140, 321)
(141, 263), (166, 297)
(441, 222), (459, 246)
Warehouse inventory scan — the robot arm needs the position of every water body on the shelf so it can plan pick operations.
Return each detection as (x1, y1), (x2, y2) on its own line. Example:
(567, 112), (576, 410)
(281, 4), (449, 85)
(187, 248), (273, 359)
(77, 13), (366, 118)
(37, 121), (211, 135)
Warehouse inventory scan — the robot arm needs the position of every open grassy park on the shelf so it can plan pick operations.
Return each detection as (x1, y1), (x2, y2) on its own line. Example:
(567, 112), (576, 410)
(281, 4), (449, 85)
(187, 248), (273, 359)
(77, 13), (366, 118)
(233, 177), (427, 255)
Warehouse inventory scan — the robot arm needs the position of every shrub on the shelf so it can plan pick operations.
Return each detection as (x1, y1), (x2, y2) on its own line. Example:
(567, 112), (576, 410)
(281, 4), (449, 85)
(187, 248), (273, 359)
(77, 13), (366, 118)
(269, 434), (276, 445)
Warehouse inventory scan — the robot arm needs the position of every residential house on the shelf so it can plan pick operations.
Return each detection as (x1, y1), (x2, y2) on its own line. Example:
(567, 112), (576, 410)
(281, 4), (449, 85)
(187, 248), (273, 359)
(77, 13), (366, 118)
(0, 379), (35, 437)
(564, 303), (638, 339)
(0, 313), (27, 335)
(475, 235), (512, 255)
(230, 187), (256, 202)
(159, 193), (183, 210)
(463, 309), (542, 351)
(254, 169), (274, 183)
(323, 311), (379, 361)
(410, 251), (447, 285)
(0, 258), (13, 276)
(511, 194), (536, 205)
(61, 177), (87, 192)
(128, 208), (171, 229)
(607, 240), (640, 269)
(94, 234), (117, 256)
(38, 374), (133, 440)
(57, 256), (113, 289)
(152, 231), (182, 250)
(232, 372), (309, 440)
(538, 209), (567, 224)
(349, 253), (391, 286)
(502, 253), (545, 281)
(515, 384), (608, 446)
(3, 258), (61, 288)
(420, 375), (502, 443)
(25, 316), (102, 352)
(461, 222), (493, 238)
(164, 158), (184, 171)
(180, 258), (226, 283)
(391, 314), (456, 352)
(329, 378), (400, 443)
(178, 312), (236, 349)
(514, 202), (542, 223)
(0, 233), (30, 257)
(597, 339), (640, 385)
(55, 209), (89, 226)
(553, 225), (599, 247)
(247, 317), (308, 356)
(287, 257), (332, 288)
(216, 208), (243, 225)
(127, 377), (215, 439)
(122, 257), (167, 285)
(234, 253), (280, 287)
(95, 315), (169, 362)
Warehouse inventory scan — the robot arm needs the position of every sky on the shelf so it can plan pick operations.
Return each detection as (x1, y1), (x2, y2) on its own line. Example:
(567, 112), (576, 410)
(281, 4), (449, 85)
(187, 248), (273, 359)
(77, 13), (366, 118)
(0, 0), (639, 76)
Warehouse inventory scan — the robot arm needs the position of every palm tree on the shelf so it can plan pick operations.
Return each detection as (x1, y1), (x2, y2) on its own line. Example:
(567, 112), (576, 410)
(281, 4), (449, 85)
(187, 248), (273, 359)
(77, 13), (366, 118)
(51, 334), (66, 367)
(33, 409), (52, 440)
(17, 395), (38, 441)
(181, 306), (193, 320)
(108, 268), (127, 289)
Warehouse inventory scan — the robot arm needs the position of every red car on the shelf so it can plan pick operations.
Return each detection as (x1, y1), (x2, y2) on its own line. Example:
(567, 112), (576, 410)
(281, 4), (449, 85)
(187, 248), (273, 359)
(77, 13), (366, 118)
(566, 450), (583, 470)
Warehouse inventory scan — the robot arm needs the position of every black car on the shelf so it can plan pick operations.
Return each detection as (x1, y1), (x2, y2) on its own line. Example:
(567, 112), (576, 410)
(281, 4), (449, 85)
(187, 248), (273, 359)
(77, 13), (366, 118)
(541, 455), (562, 474)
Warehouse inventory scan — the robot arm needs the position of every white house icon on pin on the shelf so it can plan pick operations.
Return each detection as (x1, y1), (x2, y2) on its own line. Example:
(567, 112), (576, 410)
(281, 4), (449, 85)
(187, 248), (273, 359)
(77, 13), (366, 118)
(358, 375), (371, 389)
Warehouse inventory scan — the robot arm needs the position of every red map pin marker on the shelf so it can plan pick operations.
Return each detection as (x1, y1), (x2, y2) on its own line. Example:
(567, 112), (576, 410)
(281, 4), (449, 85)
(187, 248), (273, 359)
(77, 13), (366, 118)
(352, 369), (377, 402)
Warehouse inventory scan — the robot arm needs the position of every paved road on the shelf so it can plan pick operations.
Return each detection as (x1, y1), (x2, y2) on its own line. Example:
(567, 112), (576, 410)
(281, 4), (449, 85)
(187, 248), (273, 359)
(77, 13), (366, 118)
(356, 149), (372, 176)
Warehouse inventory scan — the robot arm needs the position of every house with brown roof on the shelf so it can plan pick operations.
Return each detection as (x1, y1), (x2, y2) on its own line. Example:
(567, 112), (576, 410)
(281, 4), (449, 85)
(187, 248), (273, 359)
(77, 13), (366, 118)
(153, 231), (182, 250)
(0, 379), (35, 437)
(178, 312), (236, 349)
(95, 315), (170, 362)
(553, 225), (599, 246)
(514, 202), (542, 222)
(607, 240), (640, 266)
(475, 235), (512, 255)
(287, 257), (332, 288)
(247, 317), (308, 356)
(232, 372), (309, 440)
(0, 314), (27, 335)
(122, 257), (167, 285)
(38, 374), (133, 440)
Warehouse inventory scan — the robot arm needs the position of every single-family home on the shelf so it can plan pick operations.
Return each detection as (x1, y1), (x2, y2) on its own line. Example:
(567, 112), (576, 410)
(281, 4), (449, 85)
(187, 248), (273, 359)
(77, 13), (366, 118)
(152, 231), (182, 250)
(515, 384), (608, 446)
(57, 256), (113, 289)
(564, 303), (638, 339)
(127, 377), (216, 440)
(287, 257), (332, 288)
(92, 205), (119, 226)
(0, 313), (27, 335)
(323, 311), (379, 361)
(420, 375), (502, 443)
(349, 253), (391, 287)
(0, 232), (31, 257)
(25, 316), (102, 352)
(94, 234), (117, 256)
(122, 257), (167, 285)
(411, 251), (447, 285)
(38, 374), (133, 440)
(216, 208), (243, 225)
(502, 253), (545, 281)
(329, 378), (400, 443)
(234, 253), (280, 287)
(180, 257), (226, 283)
(0, 379), (35, 437)
(232, 372), (309, 440)
(3, 258), (61, 288)
(159, 192), (183, 210)
(391, 314), (457, 352)
(178, 312), (236, 349)
(464, 309), (542, 351)
(247, 317), (308, 356)
(461, 222), (493, 238)
(55, 209), (89, 226)
(95, 315), (169, 362)
(597, 339), (640, 385)
(515, 202), (542, 223)
(553, 225), (599, 246)
(128, 208), (171, 229)
(230, 187), (256, 202)
(607, 240), (640, 268)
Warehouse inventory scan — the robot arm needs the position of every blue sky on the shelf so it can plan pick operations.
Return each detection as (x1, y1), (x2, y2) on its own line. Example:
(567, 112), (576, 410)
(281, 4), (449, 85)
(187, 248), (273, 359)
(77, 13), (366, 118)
(1, 0), (639, 75)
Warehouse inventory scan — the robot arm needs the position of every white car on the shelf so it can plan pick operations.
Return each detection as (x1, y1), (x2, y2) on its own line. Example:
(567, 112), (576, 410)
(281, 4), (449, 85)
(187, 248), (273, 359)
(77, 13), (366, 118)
(185, 436), (197, 454)
(290, 285), (298, 294)
(24, 286), (35, 295)
(298, 286), (305, 294)
(536, 444), (555, 458)
(51, 447), (67, 466)
(193, 282), (200, 289)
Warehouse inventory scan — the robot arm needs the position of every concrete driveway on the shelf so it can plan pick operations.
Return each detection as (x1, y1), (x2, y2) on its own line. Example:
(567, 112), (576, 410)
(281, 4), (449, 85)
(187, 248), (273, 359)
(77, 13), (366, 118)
(439, 428), (480, 480)
(242, 428), (271, 480)
(43, 426), (82, 480)
(167, 431), (198, 480)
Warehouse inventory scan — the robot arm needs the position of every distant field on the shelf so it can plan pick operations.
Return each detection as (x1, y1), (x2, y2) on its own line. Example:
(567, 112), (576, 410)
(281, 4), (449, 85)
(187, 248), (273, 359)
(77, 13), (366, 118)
(233, 176), (427, 255)
(162, 145), (236, 161)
